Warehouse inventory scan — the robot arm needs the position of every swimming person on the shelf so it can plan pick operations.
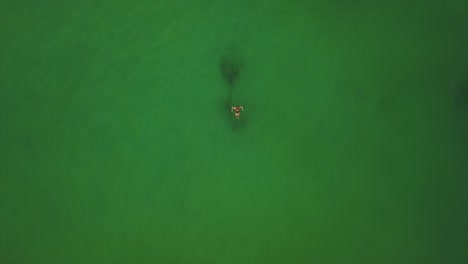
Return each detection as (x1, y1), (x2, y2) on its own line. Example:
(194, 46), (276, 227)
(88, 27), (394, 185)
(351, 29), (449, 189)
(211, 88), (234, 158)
(231, 106), (244, 119)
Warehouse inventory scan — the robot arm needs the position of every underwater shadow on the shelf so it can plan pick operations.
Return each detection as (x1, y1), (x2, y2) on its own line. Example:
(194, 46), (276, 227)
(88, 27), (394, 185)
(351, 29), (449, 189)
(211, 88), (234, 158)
(219, 51), (245, 130)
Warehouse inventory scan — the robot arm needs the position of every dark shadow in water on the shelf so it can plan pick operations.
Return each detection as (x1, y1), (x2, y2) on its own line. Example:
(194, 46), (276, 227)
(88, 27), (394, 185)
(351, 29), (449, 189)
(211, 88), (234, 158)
(220, 56), (243, 88)
(219, 50), (245, 130)
(455, 73), (468, 113)
(453, 71), (468, 156)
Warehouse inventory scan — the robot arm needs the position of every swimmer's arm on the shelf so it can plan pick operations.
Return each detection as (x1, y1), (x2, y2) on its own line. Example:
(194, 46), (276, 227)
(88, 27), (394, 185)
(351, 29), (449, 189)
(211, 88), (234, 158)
(240, 106), (244, 111)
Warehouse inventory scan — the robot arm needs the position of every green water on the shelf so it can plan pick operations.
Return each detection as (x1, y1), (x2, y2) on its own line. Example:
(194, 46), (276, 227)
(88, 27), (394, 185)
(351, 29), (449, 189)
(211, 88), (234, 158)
(1, 0), (467, 263)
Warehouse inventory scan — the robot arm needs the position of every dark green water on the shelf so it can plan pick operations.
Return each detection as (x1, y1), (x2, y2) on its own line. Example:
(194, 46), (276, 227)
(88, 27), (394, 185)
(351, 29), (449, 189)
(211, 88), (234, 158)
(1, 0), (468, 263)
